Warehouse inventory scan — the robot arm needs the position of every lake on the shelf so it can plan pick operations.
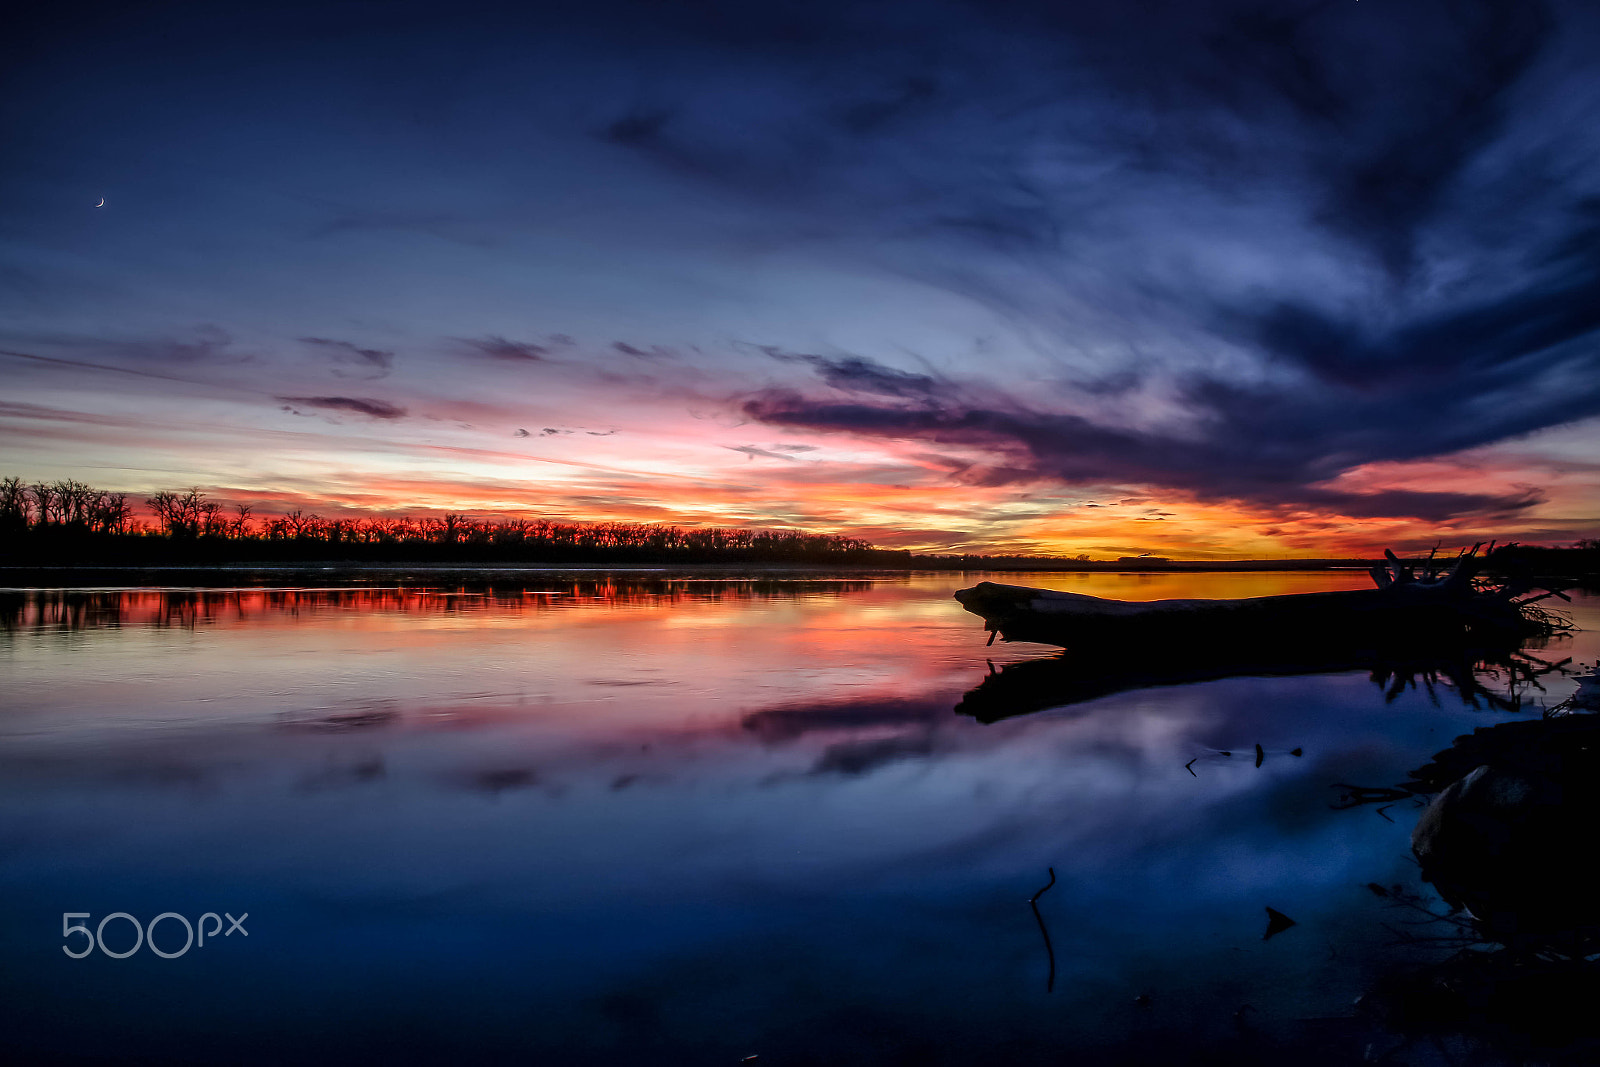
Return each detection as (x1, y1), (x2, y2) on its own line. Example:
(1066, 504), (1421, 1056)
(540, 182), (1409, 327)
(3, 571), (1596, 1064)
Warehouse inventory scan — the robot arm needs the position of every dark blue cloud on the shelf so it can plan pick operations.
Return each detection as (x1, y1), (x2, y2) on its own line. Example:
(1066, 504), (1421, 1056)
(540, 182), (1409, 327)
(740, 373), (1553, 520)
(606, 0), (1593, 519)
(755, 346), (945, 400)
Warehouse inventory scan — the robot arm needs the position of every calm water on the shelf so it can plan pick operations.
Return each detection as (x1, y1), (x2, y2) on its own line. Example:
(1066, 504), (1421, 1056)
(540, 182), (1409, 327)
(2, 572), (1595, 1065)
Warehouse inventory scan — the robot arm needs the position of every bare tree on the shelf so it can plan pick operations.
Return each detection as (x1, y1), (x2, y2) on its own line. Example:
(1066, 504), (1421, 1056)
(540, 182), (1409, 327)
(94, 493), (132, 534)
(30, 482), (60, 526)
(145, 491), (180, 536)
(145, 488), (207, 537)
(0, 476), (30, 531)
(199, 501), (226, 537)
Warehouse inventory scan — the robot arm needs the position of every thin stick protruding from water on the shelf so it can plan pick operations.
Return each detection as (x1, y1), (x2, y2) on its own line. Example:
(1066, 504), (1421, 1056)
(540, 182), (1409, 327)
(1030, 866), (1057, 993)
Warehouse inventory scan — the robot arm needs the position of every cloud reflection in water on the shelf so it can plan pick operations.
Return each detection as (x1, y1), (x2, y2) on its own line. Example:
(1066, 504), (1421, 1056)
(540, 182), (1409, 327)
(1, 575), (1595, 1062)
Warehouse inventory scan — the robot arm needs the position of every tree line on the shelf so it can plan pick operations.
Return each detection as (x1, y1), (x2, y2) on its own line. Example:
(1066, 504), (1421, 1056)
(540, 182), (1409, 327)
(1, 477), (135, 535)
(0, 476), (905, 564)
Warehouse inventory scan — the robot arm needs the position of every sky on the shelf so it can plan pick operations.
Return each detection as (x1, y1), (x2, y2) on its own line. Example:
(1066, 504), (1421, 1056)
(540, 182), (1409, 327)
(3, 0), (1599, 558)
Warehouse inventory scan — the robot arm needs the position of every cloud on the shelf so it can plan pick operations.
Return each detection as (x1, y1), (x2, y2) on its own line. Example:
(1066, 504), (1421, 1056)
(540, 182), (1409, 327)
(575, 0), (1598, 523)
(9, 0), (1599, 549)
(1233, 217), (1600, 391)
(758, 346), (943, 399)
(725, 444), (800, 461)
(593, 0), (1569, 283)
(299, 337), (395, 377)
(739, 358), (1561, 520)
(1303, 2), (1554, 277)
(461, 336), (551, 362)
(277, 396), (408, 420)
(613, 342), (675, 360)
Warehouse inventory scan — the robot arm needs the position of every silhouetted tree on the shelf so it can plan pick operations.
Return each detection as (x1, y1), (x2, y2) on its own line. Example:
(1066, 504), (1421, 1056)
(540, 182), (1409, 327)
(5, 473), (908, 564)
(0, 476), (31, 532)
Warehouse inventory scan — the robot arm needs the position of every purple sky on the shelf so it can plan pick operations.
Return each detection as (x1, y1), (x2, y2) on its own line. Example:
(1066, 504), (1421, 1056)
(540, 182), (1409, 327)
(3, 0), (1598, 555)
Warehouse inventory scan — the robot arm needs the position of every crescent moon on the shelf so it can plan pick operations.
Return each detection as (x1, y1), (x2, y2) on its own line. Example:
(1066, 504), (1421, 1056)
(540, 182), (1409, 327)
(94, 198), (105, 208)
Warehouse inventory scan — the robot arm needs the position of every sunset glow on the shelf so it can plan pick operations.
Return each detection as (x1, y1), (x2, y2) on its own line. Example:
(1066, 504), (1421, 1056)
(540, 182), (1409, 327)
(4, 1), (1598, 557)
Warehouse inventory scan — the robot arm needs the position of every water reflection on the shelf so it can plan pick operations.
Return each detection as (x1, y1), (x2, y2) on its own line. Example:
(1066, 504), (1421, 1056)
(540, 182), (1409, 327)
(0, 579), (879, 633)
(962, 643), (1574, 722)
(0, 575), (1594, 1064)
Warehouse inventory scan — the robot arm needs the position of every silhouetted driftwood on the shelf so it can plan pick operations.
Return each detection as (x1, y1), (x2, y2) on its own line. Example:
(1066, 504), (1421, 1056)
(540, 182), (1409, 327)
(954, 544), (1568, 652)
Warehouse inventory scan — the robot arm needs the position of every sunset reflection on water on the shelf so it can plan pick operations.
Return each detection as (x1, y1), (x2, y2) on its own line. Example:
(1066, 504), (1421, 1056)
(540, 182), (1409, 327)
(1, 572), (1593, 1064)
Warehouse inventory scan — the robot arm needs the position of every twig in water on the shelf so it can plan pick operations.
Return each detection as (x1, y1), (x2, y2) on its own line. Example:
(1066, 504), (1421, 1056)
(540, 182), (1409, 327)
(1030, 867), (1057, 993)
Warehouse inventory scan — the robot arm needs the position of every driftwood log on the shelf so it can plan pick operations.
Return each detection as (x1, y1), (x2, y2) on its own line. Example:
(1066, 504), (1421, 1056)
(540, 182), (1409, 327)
(953, 543), (1559, 652)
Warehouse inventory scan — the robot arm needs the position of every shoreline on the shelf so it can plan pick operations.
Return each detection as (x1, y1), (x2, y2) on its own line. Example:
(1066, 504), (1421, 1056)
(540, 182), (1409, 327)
(0, 559), (1380, 588)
